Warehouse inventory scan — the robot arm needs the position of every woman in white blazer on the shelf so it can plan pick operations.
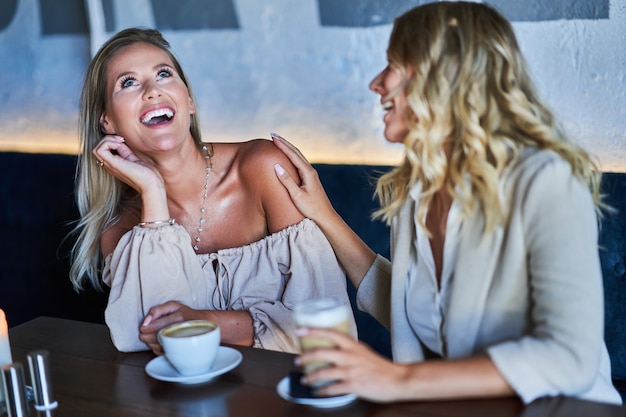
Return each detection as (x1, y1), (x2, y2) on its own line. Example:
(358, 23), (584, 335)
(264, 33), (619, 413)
(271, 1), (622, 406)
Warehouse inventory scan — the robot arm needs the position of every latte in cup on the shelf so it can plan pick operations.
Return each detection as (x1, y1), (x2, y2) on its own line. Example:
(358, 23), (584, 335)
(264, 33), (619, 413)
(294, 298), (352, 386)
(158, 320), (220, 376)
(161, 322), (215, 338)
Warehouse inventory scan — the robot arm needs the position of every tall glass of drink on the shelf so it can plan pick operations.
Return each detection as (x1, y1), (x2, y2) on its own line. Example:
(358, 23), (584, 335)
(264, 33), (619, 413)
(294, 297), (352, 387)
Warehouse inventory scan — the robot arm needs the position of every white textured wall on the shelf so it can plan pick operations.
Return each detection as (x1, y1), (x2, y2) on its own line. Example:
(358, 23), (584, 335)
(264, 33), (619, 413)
(0, 0), (624, 169)
(514, 2), (626, 171)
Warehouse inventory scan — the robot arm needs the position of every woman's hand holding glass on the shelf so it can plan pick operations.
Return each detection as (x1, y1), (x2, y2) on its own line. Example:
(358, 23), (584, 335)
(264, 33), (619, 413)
(295, 327), (408, 403)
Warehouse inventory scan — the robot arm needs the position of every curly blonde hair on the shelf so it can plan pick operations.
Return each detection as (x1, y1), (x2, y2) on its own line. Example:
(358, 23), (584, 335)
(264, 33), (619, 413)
(69, 28), (203, 291)
(374, 1), (602, 235)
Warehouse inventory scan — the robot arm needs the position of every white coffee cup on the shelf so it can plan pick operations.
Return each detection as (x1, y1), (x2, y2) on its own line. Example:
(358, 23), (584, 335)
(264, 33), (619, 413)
(157, 320), (220, 376)
(294, 297), (352, 385)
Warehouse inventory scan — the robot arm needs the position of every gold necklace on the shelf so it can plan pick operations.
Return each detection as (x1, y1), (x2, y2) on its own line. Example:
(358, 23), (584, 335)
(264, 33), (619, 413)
(193, 143), (213, 251)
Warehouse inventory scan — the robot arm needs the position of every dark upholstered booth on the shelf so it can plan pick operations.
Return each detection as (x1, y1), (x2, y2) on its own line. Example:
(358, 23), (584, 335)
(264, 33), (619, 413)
(0, 153), (107, 326)
(598, 173), (626, 392)
(1, 152), (625, 393)
(0, 153), (392, 356)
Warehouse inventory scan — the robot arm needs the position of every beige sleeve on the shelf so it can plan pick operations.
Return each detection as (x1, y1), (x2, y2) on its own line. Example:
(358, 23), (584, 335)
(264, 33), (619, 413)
(228, 219), (358, 353)
(103, 224), (208, 352)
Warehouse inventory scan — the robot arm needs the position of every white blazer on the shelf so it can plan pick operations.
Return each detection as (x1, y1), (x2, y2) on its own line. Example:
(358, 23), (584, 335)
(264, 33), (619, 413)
(356, 147), (621, 405)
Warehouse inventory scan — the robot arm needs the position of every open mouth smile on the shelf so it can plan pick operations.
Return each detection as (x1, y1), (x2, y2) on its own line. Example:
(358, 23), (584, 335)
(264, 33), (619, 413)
(141, 108), (174, 126)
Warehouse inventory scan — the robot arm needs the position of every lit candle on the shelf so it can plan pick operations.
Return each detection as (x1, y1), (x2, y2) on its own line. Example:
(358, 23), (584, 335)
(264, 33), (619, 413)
(0, 308), (13, 404)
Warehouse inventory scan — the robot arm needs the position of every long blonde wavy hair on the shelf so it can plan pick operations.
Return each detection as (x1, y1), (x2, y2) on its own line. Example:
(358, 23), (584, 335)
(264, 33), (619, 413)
(374, 1), (602, 235)
(69, 28), (203, 291)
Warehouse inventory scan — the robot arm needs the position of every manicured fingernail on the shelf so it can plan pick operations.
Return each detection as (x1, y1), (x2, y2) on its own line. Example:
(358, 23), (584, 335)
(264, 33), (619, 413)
(142, 316), (152, 326)
(270, 132), (282, 141)
(295, 327), (309, 336)
(274, 163), (286, 176)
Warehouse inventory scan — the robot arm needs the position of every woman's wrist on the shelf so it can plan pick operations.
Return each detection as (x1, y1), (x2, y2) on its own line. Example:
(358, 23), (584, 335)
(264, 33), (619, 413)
(138, 218), (176, 228)
(139, 181), (171, 227)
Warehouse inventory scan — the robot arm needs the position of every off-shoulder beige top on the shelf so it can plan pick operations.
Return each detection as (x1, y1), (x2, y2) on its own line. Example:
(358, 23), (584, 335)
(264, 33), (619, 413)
(103, 218), (357, 353)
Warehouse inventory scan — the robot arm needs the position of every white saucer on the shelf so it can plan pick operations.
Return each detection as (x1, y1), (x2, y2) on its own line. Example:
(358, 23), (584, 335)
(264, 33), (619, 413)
(145, 346), (242, 385)
(276, 376), (357, 408)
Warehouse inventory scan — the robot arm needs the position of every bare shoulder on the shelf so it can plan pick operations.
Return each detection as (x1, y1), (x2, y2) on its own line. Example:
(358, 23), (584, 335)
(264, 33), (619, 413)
(231, 139), (304, 231)
(236, 139), (299, 182)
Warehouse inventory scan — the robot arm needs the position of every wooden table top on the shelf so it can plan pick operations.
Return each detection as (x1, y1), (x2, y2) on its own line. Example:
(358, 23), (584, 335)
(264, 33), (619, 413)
(5, 317), (625, 417)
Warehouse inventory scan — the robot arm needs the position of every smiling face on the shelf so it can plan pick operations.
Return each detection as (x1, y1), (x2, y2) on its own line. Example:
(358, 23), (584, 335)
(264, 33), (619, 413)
(99, 42), (196, 153)
(369, 65), (410, 144)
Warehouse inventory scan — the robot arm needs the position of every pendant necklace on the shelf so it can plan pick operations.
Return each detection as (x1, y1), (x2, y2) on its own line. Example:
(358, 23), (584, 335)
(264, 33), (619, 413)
(193, 143), (213, 251)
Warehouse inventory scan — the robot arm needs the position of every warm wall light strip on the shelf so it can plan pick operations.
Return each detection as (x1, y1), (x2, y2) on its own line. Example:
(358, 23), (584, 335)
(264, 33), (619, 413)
(0, 134), (404, 165)
(2, 135), (623, 172)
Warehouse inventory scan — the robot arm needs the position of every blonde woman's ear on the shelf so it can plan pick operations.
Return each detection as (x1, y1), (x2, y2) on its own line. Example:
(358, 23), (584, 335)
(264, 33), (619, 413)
(99, 114), (116, 135)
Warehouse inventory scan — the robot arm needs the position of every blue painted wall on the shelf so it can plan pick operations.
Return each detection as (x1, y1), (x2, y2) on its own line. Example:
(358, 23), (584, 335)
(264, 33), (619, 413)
(0, 0), (624, 169)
